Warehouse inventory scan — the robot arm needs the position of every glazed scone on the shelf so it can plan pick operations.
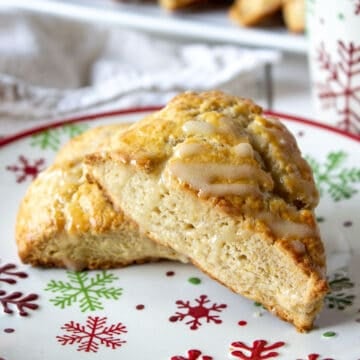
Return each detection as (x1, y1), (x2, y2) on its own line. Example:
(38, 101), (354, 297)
(86, 91), (328, 331)
(229, 0), (282, 27)
(16, 124), (186, 270)
(282, 0), (305, 33)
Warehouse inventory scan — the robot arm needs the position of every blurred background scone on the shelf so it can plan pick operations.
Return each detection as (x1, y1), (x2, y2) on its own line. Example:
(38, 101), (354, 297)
(117, 0), (305, 32)
(159, 0), (208, 10)
(229, 0), (283, 27)
(282, 0), (305, 33)
(229, 0), (305, 32)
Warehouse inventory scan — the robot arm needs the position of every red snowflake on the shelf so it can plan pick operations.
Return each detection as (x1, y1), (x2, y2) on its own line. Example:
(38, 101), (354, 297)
(0, 262), (28, 284)
(0, 290), (39, 316)
(171, 349), (213, 360)
(316, 40), (360, 134)
(6, 155), (45, 183)
(0, 260), (39, 316)
(57, 316), (127, 353)
(169, 294), (227, 330)
(297, 354), (334, 360)
(230, 339), (285, 359)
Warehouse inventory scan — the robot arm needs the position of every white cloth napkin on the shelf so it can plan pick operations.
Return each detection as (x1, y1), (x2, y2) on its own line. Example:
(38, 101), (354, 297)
(0, 7), (280, 136)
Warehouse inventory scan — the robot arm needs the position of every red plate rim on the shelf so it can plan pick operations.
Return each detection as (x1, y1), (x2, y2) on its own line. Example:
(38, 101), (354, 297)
(0, 107), (359, 147)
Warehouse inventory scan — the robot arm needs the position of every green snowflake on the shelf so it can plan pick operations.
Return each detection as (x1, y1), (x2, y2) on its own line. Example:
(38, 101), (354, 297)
(306, 151), (360, 201)
(326, 292), (355, 310)
(31, 123), (88, 151)
(328, 274), (354, 292)
(325, 272), (355, 310)
(45, 271), (122, 312)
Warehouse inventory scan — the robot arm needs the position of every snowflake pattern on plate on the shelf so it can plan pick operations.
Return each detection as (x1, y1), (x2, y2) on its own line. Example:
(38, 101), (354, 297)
(297, 355), (334, 360)
(325, 271), (356, 310)
(171, 349), (213, 360)
(30, 123), (88, 151)
(229, 339), (285, 359)
(169, 294), (227, 330)
(316, 40), (360, 134)
(306, 151), (360, 201)
(57, 315), (127, 353)
(0, 262), (28, 284)
(6, 155), (45, 183)
(45, 270), (122, 312)
(0, 260), (39, 317)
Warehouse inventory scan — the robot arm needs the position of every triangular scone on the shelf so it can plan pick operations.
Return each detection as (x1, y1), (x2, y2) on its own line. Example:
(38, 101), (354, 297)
(16, 124), (186, 270)
(86, 91), (328, 331)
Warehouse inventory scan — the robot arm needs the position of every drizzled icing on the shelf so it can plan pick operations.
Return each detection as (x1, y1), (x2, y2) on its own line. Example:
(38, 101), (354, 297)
(259, 212), (316, 239)
(232, 143), (253, 157)
(291, 239), (306, 254)
(168, 162), (264, 197)
(166, 118), (270, 198)
(174, 143), (205, 158)
(182, 117), (245, 139)
(182, 120), (217, 135)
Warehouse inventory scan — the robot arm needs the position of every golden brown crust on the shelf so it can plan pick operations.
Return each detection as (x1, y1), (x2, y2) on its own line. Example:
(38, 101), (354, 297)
(55, 124), (131, 164)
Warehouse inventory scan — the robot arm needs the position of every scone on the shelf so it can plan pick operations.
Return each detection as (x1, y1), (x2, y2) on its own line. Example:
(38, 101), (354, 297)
(229, 0), (282, 27)
(282, 0), (305, 33)
(86, 91), (328, 331)
(16, 124), (186, 270)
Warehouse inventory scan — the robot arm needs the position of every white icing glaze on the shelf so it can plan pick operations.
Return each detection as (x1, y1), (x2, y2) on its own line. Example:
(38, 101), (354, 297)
(217, 116), (245, 138)
(174, 143), (205, 158)
(61, 256), (86, 271)
(263, 116), (281, 126)
(270, 220), (314, 239)
(259, 212), (315, 239)
(199, 183), (260, 197)
(291, 239), (306, 254)
(182, 121), (217, 135)
(232, 143), (253, 158)
(168, 162), (264, 197)
(89, 217), (97, 227)
(183, 117), (245, 140)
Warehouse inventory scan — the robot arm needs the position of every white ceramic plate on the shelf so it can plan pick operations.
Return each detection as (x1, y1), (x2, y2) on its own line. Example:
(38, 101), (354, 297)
(5, 0), (307, 53)
(0, 109), (359, 360)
